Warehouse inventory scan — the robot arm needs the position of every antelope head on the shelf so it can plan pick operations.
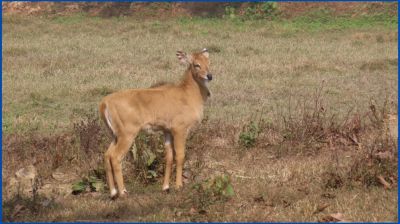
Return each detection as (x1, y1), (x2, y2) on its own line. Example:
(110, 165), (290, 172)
(176, 48), (213, 82)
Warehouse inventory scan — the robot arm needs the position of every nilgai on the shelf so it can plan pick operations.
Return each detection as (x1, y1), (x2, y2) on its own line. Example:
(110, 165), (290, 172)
(99, 49), (213, 199)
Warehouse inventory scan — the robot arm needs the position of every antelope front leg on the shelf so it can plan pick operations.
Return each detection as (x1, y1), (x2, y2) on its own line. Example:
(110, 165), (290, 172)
(162, 132), (173, 192)
(173, 130), (187, 189)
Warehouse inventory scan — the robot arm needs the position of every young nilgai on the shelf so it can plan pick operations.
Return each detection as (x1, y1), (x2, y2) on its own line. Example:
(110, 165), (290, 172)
(99, 49), (213, 199)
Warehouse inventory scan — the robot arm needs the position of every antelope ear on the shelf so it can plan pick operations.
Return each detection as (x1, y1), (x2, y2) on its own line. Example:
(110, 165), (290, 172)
(176, 51), (193, 65)
(202, 48), (209, 58)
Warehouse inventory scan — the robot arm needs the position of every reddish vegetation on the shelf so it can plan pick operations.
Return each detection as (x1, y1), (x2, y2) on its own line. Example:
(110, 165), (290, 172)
(2, 2), (396, 18)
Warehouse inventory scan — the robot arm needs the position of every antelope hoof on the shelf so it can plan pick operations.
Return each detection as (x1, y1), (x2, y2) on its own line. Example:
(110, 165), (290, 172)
(110, 189), (118, 200)
(119, 189), (128, 198)
(163, 184), (169, 190)
(162, 186), (170, 194)
(175, 184), (183, 191)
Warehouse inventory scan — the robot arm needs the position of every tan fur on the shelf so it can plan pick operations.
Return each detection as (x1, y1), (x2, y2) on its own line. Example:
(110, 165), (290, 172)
(99, 49), (212, 199)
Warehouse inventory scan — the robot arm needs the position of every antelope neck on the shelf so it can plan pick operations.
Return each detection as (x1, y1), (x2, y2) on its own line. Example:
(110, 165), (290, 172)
(179, 69), (210, 102)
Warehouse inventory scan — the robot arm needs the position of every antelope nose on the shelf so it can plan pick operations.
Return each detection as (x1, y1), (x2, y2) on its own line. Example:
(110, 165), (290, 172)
(207, 74), (213, 81)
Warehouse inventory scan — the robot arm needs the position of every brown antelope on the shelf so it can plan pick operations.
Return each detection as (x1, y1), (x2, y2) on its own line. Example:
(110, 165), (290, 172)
(99, 49), (213, 199)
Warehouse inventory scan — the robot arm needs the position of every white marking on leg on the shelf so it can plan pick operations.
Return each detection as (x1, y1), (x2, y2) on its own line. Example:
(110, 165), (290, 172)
(110, 188), (118, 197)
(105, 107), (116, 136)
(163, 185), (169, 191)
(164, 132), (172, 145)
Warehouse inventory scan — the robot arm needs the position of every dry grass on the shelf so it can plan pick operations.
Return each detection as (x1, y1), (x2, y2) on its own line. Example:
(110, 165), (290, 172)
(3, 126), (398, 222)
(2, 14), (397, 134)
(2, 11), (398, 222)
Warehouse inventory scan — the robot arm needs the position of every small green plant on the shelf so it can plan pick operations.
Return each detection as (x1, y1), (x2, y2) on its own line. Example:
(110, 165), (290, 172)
(224, 6), (236, 19)
(72, 175), (104, 195)
(192, 174), (235, 210)
(260, 2), (278, 15)
(243, 2), (278, 20)
(239, 121), (261, 148)
(244, 6), (259, 20)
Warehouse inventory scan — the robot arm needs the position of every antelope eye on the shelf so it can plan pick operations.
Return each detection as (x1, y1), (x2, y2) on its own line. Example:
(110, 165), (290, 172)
(194, 64), (201, 68)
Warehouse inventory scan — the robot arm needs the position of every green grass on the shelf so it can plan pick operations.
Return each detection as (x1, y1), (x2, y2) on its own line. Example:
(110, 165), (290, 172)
(178, 11), (397, 32)
(276, 8), (397, 31)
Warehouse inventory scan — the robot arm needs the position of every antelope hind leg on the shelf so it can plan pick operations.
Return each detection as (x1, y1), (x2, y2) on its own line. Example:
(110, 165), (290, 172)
(110, 134), (136, 198)
(173, 129), (187, 189)
(104, 141), (118, 199)
(162, 132), (173, 192)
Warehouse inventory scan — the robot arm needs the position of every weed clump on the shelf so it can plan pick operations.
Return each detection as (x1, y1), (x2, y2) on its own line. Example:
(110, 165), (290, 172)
(280, 84), (329, 145)
(347, 130), (397, 187)
(350, 101), (397, 187)
(73, 111), (106, 154)
(191, 174), (235, 211)
(72, 175), (104, 195)
(239, 120), (261, 148)
(321, 101), (397, 189)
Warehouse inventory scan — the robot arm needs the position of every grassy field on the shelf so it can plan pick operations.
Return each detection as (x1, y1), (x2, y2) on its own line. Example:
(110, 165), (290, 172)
(2, 12), (398, 134)
(2, 10), (398, 222)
